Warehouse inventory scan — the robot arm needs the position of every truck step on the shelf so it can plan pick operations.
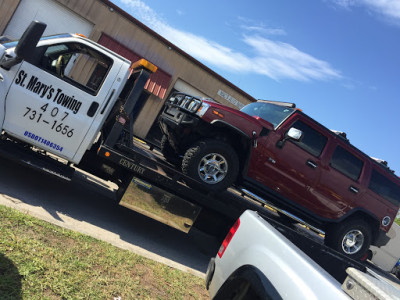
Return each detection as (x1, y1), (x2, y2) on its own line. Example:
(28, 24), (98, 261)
(0, 138), (74, 181)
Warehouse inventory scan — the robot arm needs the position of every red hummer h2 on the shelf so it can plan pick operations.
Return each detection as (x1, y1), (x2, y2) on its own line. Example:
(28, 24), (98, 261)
(159, 92), (400, 259)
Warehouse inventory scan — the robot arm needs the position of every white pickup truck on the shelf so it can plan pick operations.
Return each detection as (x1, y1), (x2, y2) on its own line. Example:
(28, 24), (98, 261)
(206, 210), (400, 299)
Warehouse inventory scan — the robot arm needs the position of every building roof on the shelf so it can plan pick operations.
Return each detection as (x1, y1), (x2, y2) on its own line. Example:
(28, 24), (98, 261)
(101, 0), (256, 102)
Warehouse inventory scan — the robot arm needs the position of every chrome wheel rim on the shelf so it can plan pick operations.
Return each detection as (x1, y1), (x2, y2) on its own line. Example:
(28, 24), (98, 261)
(198, 153), (228, 184)
(342, 229), (364, 254)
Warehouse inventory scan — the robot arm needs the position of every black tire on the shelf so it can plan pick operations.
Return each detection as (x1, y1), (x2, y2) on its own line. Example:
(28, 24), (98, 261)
(325, 218), (372, 261)
(392, 265), (400, 280)
(182, 139), (239, 192)
(160, 135), (181, 165)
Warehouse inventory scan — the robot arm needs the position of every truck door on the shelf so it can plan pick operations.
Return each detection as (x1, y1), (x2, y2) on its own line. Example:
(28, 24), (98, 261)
(310, 143), (366, 218)
(3, 41), (125, 163)
(248, 117), (328, 213)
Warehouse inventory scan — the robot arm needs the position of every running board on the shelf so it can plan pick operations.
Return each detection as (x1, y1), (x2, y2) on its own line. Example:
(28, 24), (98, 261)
(241, 188), (325, 236)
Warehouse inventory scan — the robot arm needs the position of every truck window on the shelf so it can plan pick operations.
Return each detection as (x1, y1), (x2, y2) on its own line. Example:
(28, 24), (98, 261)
(37, 42), (112, 95)
(240, 102), (295, 128)
(289, 120), (327, 157)
(330, 146), (364, 181)
(369, 170), (400, 206)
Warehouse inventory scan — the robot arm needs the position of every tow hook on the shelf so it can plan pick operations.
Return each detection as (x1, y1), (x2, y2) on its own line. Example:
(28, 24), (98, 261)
(252, 131), (257, 148)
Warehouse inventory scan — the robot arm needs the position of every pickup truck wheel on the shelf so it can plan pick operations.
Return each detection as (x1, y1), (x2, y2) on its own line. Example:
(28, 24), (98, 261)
(182, 139), (239, 192)
(392, 265), (400, 280)
(325, 219), (372, 260)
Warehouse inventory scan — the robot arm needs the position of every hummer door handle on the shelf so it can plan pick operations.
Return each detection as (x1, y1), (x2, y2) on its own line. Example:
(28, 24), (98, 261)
(306, 160), (317, 169)
(349, 186), (359, 194)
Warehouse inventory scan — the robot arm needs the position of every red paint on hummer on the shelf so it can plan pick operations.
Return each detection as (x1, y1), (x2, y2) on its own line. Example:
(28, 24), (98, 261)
(159, 92), (400, 259)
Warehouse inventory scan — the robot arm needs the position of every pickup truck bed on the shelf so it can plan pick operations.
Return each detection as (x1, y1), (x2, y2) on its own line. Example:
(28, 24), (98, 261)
(206, 210), (400, 299)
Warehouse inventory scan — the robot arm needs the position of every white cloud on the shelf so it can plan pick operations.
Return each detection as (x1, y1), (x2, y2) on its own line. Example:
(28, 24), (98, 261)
(238, 16), (287, 36)
(241, 25), (287, 36)
(117, 0), (341, 81)
(244, 36), (341, 81)
(362, 0), (400, 19)
(330, 0), (400, 21)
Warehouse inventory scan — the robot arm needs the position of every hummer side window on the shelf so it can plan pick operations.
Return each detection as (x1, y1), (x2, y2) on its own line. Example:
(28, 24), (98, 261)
(38, 42), (112, 95)
(289, 120), (327, 157)
(330, 146), (363, 181)
(369, 170), (400, 206)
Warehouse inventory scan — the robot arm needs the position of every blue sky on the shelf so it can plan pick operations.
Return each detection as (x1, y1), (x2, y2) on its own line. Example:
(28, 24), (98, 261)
(111, 0), (400, 175)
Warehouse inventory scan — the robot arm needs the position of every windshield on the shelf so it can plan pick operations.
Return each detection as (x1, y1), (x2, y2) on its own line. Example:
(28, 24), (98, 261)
(240, 102), (295, 128)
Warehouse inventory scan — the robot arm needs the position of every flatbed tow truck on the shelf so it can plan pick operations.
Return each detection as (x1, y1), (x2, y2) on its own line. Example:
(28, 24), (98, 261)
(1, 21), (400, 298)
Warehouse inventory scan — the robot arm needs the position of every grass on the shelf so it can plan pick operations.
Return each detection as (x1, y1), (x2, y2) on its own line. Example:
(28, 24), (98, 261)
(396, 217), (400, 226)
(0, 205), (208, 300)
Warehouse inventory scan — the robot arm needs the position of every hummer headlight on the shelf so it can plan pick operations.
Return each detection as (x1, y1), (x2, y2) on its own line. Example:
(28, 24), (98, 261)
(196, 102), (210, 117)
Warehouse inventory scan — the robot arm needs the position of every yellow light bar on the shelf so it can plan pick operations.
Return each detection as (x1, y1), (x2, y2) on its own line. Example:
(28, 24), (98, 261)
(130, 59), (158, 73)
(75, 33), (87, 38)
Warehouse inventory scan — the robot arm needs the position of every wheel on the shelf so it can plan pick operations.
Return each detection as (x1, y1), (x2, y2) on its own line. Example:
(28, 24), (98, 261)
(160, 134), (180, 165)
(182, 139), (239, 192)
(325, 218), (372, 260)
(392, 265), (400, 280)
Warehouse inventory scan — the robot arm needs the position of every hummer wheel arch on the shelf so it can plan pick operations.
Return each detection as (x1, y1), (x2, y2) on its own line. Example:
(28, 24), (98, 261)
(325, 218), (372, 260)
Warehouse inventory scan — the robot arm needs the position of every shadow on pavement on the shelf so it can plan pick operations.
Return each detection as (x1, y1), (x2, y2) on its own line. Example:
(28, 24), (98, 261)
(0, 157), (220, 274)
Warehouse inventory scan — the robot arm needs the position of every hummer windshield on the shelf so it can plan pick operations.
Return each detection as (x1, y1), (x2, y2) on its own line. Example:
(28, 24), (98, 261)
(240, 102), (295, 129)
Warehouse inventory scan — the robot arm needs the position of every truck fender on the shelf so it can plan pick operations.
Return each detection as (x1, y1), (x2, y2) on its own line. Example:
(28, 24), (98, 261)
(210, 119), (253, 140)
(213, 265), (282, 300)
(328, 207), (383, 246)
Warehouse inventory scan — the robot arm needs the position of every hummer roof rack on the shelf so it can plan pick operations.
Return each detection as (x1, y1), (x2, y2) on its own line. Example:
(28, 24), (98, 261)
(331, 130), (350, 142)
(370, 157), (395, 173)
(257, 99), (296, 108)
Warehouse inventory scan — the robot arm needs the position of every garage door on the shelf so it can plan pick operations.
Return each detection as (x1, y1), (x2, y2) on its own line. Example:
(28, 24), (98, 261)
(174, 79), (208, 99)
(4, 0), (93, 39)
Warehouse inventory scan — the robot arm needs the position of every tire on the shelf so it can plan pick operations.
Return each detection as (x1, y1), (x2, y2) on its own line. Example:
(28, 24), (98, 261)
(182, 139), (239, 192)
(160, 134), (181, 165)
(325, 218), (372, 261)
(392, 265), (400, 280)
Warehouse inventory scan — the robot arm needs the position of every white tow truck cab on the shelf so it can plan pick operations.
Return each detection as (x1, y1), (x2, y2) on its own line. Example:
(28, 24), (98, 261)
(0, 21), (132, 164)
(0, 21), (158, 188)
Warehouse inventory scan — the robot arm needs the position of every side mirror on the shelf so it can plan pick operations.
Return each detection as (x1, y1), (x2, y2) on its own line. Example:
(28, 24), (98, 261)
(1, 21), (46, 69)
(15, 21), (47, 59)
(287, 127), (303, 141)
(277, 127), (303, 148)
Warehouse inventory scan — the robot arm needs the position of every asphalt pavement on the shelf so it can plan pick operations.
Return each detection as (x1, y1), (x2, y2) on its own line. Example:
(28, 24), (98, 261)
(0, 157), (220, 278)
